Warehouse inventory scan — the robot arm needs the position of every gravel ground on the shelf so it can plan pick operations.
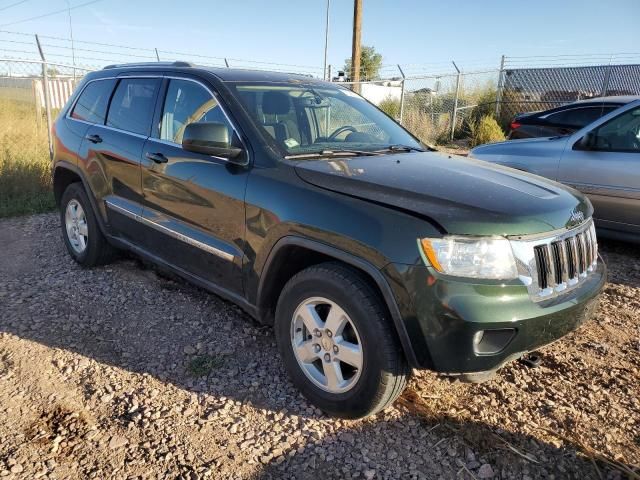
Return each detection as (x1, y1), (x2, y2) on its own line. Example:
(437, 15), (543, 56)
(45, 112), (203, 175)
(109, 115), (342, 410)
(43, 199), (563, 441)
(0, 213), (638, 480)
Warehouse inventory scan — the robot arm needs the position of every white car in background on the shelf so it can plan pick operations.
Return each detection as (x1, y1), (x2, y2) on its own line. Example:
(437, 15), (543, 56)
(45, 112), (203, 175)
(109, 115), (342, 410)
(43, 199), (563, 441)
(470, 99), (640, 242)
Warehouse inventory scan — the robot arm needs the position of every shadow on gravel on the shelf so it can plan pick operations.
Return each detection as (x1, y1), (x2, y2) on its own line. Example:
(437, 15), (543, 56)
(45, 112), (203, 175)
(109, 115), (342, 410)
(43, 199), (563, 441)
(599, 238), (640, 288)
(257, 404), (606, 479)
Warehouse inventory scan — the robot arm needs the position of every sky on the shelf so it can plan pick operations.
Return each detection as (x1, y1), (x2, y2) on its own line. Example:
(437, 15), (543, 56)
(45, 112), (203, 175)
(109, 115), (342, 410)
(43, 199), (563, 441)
(0, 0), (639, 75)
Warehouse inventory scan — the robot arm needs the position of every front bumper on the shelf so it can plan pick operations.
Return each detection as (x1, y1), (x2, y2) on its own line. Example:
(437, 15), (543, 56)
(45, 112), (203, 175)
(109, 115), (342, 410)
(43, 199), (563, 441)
(385, 255), (606, 373)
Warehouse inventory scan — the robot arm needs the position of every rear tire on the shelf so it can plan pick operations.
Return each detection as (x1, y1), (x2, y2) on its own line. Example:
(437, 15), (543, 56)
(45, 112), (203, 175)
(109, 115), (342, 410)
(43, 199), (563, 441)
(275, 262), (410, 419)
(60, 182), (115, 267)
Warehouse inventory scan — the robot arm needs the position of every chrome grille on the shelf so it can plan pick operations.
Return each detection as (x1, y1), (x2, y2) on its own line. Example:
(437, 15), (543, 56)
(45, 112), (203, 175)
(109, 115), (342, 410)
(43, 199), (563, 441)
(510, 219), (598, 302)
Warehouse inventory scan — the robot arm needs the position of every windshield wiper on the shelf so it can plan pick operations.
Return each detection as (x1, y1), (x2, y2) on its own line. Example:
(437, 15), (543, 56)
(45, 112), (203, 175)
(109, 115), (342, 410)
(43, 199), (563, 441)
(284, 149), (382, 160)
(373, 144), (429, 154)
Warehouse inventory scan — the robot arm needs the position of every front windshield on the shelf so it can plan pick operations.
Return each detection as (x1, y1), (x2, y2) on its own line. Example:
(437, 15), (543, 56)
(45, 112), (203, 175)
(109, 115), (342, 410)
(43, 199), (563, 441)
(229, 82), (423, 156)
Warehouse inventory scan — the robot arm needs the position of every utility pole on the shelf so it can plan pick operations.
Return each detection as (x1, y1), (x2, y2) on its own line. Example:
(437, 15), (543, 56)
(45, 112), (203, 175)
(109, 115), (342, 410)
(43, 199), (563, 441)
(351, 0), (362, 91)
(323, 0), (330, 80)
(65, 0), (76, 79)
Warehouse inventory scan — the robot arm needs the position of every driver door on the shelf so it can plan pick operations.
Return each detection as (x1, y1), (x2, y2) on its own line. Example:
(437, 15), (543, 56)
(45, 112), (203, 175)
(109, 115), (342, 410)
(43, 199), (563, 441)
(557, 104), (640, 234)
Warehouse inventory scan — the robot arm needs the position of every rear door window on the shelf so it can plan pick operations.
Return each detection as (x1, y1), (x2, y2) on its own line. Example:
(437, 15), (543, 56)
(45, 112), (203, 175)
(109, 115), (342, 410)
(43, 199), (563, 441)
(70, 79), (115, 124)
(546, 106), (616, 128)
(106, 78), (160, 136)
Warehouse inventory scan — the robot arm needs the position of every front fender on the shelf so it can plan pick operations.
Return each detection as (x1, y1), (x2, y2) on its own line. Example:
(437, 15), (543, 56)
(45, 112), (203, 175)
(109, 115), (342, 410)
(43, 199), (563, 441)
(255, 235), (421, 367)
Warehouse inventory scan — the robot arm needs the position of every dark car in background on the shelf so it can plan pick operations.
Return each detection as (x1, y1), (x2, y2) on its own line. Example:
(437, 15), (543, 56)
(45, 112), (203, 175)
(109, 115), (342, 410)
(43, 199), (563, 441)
(508, 96), (638, 139)
(51, 62), (605, 418)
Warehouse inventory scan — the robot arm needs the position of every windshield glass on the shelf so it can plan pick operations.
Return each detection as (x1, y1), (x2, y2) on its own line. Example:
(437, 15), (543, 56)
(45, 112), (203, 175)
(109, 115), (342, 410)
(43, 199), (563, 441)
(229, 82), (423, 157)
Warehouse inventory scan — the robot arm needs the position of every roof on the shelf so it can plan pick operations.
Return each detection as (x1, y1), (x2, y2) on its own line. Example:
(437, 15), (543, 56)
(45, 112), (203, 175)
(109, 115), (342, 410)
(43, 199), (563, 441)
(574, 95), (640, 104)
(100, 61), (323, 83)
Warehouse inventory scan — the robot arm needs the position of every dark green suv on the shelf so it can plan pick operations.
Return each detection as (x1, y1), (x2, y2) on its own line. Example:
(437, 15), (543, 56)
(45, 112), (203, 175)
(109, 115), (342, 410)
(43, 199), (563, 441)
(52, 62), (606, 418)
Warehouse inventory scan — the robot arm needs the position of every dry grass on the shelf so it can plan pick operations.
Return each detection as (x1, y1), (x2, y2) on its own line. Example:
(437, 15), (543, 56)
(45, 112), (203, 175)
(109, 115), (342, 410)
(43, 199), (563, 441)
(0, 97), (55, 218)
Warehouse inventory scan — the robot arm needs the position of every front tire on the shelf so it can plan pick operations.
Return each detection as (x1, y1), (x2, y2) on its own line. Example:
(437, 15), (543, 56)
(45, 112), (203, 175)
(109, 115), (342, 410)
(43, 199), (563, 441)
(60, 182), (115, 267)
(275, 262), (410, 419)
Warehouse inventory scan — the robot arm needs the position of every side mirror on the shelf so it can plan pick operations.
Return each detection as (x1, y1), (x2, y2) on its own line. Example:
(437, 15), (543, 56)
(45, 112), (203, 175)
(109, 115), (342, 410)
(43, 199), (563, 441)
(576, 131), (596, 150)
(182, 122), (245, 163)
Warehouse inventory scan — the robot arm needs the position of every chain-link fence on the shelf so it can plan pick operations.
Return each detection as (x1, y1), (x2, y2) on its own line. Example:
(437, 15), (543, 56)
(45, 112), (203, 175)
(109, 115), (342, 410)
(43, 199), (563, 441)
(0, 59), (92, 215)
(340, 55), (640, 146)
(1, 49), (640, 163)
(338, 68), (501, 144)
(0, 59), (90, 154)
(496, 63), (640, 126)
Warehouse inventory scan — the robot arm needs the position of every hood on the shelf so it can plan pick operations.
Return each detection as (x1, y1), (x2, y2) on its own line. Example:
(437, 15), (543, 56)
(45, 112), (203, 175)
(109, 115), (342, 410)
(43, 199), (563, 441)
(470, 135), (569, 156)
(293, 151), (592, 236)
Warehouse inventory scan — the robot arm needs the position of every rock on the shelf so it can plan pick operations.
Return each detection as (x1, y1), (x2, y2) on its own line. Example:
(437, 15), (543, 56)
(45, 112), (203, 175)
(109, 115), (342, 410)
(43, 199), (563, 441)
(477, 464), (495, 479)
(9, 465), (23, 474)
(108, 435), (129, 450)
(183, 345), (196, 355)
(363, 469), (376, 480)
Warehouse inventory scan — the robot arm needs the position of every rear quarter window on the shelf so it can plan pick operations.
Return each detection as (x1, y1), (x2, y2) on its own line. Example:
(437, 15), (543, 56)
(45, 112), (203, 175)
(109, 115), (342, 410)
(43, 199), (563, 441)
(70, 79), (116, 124)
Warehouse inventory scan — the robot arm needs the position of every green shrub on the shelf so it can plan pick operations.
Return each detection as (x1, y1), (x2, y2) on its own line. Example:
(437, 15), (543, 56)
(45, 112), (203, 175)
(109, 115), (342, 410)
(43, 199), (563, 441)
(468, 115), (506, 147)
(378, 96), (401, 119)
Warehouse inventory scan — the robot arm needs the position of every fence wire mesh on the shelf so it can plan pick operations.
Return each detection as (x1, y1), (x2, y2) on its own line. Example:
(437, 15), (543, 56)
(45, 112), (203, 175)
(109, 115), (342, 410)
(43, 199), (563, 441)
(498, 64), (640, 126)
(0, 53), (639, 163)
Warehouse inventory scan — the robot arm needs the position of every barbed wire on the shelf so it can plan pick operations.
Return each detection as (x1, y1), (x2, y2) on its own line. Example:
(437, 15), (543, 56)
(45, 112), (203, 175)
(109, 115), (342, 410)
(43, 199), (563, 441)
(2, 28), (639, 79)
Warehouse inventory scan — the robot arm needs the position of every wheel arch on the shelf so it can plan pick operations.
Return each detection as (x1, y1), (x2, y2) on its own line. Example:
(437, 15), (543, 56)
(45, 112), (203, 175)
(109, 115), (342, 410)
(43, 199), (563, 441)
(255, 236), (419, 367)
(53, 161), (108, 236)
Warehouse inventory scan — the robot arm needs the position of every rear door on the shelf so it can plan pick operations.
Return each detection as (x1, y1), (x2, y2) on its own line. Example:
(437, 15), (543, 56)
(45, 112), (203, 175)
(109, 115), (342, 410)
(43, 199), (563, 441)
(558, 104), (640, 234)
(140, 76), (249, 294)
(80, 76), (160, 242)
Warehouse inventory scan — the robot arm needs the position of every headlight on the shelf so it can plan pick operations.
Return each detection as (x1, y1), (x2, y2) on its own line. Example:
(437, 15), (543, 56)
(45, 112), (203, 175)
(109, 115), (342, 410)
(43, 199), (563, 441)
(419, 236), (518, 280)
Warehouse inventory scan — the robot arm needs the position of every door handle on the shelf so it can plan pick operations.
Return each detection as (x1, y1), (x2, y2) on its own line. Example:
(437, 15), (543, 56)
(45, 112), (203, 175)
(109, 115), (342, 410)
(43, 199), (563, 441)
(145, 152), (168, 164)
(85, 134), (102, 144)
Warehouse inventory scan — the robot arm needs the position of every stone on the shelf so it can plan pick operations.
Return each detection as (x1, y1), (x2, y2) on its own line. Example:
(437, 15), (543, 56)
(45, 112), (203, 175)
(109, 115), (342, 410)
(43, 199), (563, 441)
(108, 435), (129, 450)
(477, 464), (495, 479)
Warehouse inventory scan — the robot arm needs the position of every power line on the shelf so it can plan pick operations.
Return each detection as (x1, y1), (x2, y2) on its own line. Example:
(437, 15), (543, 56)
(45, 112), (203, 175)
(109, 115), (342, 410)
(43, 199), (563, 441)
(0, 0), (29, 13)
(0, 0), (103, 28)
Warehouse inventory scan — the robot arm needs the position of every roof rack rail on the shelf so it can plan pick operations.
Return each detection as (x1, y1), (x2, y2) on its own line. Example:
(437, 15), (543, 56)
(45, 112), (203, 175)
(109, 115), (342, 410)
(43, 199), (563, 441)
(103, 61), (195, 70)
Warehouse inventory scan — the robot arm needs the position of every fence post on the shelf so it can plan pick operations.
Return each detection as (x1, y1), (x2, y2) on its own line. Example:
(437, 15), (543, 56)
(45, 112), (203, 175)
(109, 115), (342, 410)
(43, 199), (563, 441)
(601, 57), (613, 96)
(495, 54), (506, 119)
(155, 48), (161, 61)
(397, 64), (406, 125)
(327, 64), (332, 81)
(35, 35), (53, 160)
(450, 61), (461, 142)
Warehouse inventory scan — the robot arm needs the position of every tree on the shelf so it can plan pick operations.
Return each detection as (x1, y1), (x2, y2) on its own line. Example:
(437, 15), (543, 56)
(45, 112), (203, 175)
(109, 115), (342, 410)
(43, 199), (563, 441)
(344, 45), (383, 80)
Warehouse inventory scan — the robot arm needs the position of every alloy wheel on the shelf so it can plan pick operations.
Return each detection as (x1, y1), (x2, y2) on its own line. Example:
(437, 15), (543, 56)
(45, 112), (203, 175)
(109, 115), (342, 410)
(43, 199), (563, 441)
(65, 199), (88, 254)
(290, 296), (364, 394)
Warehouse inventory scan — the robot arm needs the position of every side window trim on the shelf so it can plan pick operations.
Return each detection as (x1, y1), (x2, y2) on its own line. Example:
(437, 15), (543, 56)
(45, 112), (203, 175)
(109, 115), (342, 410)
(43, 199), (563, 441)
(68, 73), (250, 163)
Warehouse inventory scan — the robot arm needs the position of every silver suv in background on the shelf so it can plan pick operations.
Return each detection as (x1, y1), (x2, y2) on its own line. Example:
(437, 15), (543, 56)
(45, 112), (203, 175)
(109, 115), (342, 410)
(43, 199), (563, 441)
(470, 99), (640, 242)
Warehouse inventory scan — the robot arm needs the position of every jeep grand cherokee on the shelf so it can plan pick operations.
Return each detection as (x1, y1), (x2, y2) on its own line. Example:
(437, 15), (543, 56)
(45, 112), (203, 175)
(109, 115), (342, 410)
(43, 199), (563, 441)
(52, 62), (606, 418)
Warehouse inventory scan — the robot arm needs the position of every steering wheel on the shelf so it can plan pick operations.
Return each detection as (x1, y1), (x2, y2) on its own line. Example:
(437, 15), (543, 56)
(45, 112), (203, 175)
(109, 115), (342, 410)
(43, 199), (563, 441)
(328, 125), (357, 141)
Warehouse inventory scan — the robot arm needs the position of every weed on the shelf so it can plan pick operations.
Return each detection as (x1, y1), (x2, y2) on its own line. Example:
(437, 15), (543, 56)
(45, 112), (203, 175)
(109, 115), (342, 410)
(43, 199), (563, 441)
(187, 354), (225, 377)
